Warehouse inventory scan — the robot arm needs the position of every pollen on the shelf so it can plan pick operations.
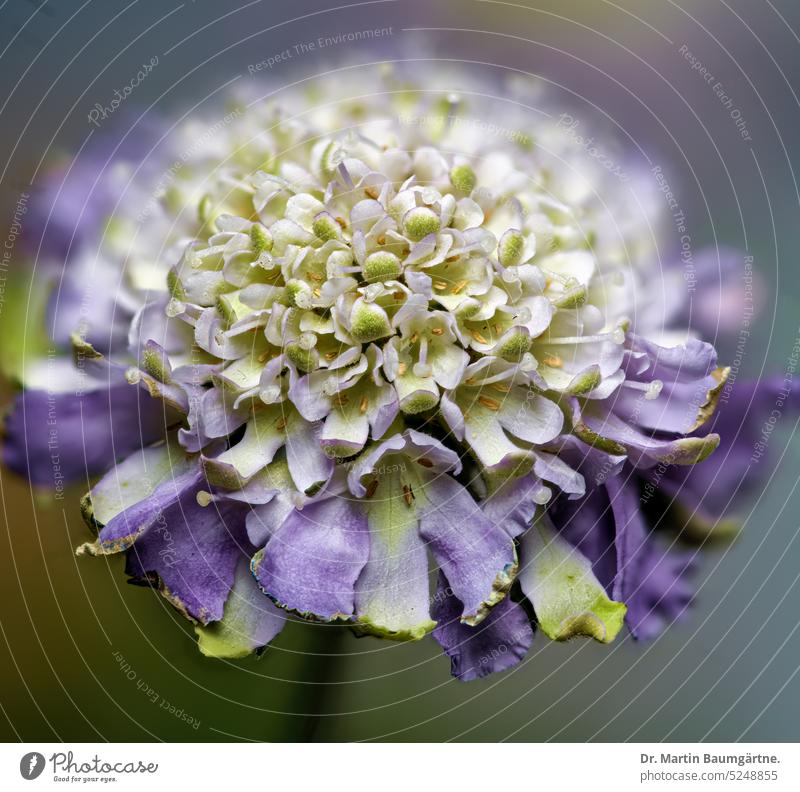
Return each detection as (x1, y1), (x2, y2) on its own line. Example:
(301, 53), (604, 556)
(541, 354), (563, 368)
(478, 395), (501, 411)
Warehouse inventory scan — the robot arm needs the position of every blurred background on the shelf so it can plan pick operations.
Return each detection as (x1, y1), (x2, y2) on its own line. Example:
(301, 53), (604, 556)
(1, 0), (799, 742)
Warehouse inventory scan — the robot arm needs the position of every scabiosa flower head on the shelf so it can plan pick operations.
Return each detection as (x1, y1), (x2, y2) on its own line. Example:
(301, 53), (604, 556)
(6, 67), (733, 678)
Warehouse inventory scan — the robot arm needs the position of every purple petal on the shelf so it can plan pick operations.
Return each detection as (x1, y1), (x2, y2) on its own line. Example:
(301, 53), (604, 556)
(481, 474), (541, 538)
(432, 573), (533, 681)
(606, 476), (694, 639)
(96, 466), (202, 552)
(124, 487), (251, 624)
(252, 496), (370, 620)
(627, 334), (717, 382)
(418, 475), (517, 625)
(3, 382), (170, 487)
(195, 558), (287, 657)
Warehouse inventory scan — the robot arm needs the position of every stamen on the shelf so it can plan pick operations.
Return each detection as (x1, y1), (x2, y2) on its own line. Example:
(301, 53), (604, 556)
(451, 280), (468, 294)
(417, 458), (434, 468)
(397, 362), (408, 376)
(471, 329), (488, 345)
(433, 281), (448, 291)
(431, 327), (444, 336)
(541, 354), (563, 368)
(402, 484), (415, 506)
(360, 395), (369, 414)
(623, 379), (664, 400)
(364, 186), (380, 199)
(478, 395), (501, 411)
(365, 479), (379, 498)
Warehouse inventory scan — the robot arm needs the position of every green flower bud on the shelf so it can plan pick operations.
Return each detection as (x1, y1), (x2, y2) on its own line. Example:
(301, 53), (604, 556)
(403, 206), (440, 241)
(285, 278), (313, 309)
(250, 222), (273, 255)
(350, 303), (392, 342)
(498, 228), (525, 267)
(285, 341), (318, 372)
(450, 163), (477, 194)
(363, 251), (402, 283)
(312, 211), (341, 242)
(496, 327), (532, 362)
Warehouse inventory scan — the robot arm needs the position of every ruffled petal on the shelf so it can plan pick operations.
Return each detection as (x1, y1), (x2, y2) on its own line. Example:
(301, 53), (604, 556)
(432, 573), (533, 681)
(252, 495), (370, 620)
(195, 558), (287, 657)
(417, 475), (517, 625)
(606, 476), (694, 639)
(518, 511), (626, 643)
(123, 489), (250, 624)
(80, 437), (192, 529)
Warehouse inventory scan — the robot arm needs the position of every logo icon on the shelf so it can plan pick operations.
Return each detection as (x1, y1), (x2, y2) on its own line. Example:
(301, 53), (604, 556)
(20, 752), (45, 780)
